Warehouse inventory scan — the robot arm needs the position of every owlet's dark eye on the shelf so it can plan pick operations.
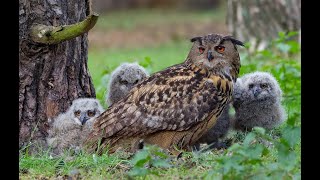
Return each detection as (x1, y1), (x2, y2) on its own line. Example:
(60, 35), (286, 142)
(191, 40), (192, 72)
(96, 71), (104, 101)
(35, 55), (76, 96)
(74, 110), (81, 116)
(215, 45), (225, 53)
(87, 110), (95, 117)
(134, 79), (139, 84)
(198, 47), (205, 54)
(260, 83), (268, 89)
(248, 84), (254, 89)
(120, 80), (128, 85)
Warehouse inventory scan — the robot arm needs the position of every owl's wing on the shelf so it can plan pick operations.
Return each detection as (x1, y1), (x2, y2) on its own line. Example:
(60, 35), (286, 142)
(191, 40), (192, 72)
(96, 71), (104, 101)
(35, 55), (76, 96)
(89, 64), (231, 141)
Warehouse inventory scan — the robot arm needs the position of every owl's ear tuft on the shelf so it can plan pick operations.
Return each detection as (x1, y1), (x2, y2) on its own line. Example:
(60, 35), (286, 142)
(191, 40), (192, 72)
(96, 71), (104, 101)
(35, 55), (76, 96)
(190, 36), (202, 43)
(222, 36), (245, 47)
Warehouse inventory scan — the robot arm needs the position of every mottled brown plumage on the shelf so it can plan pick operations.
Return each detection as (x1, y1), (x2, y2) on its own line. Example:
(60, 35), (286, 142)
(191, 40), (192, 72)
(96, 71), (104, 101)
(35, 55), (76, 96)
(84, 34), (244, 155)
(193, 104), (231, 151)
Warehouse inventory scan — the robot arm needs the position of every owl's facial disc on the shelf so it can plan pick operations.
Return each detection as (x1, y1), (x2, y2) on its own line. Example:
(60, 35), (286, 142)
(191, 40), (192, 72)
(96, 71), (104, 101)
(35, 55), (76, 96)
(74, 117), (82, 125)
(252, 85), (262, 97)
(194, 42), (228, 70)
(189, 34), (243, 73)
(249, 83), (271, 100)
(73, 110), (82, 125)
(73, 109), (96, 125)
(80, 110), (97, 125)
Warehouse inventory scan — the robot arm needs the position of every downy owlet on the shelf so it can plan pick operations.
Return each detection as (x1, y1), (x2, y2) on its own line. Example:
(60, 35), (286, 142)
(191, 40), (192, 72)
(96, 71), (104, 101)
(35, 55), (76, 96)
(46, 98), (104, 155)
(106, 62), (149, 106)
(232, 71), (286, 131)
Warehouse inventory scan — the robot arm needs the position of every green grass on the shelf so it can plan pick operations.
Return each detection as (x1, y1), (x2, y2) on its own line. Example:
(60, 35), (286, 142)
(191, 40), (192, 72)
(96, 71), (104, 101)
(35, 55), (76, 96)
(95, 8), (225, 30)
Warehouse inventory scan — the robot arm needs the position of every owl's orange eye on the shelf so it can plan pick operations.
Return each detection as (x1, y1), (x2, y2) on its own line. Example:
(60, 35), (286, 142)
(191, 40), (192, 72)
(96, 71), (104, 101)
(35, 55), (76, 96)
(216, 46), (225, 53)
(198, 47), (205, 54)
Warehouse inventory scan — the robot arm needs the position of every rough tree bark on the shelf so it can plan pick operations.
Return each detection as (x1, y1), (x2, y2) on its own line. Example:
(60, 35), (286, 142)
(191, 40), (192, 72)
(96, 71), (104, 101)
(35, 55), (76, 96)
(227, 0), (301, 52)
(19, 0), (98, 153)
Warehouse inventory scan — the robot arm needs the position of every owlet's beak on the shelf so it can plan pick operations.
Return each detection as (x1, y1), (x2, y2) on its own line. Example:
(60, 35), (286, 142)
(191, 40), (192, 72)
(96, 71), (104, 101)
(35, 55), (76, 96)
(207, 50), (214, 61)
(80, 113), (90, 125)
(253, 86), (262, 97)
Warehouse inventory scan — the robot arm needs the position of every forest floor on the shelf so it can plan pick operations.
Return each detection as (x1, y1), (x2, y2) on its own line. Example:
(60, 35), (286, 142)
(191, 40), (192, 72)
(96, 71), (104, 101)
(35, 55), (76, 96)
(19, 7), (301, 180)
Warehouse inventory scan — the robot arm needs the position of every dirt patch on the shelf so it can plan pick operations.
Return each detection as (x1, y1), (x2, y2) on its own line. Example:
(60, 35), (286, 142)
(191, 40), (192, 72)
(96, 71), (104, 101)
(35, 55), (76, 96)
(88, 21), (228, 49)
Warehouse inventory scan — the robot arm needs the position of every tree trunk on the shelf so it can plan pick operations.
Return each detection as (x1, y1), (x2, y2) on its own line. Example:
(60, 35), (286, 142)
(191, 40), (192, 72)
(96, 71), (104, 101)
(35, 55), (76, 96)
(19, 0), (96, 153)
(227, 0), (301, 52)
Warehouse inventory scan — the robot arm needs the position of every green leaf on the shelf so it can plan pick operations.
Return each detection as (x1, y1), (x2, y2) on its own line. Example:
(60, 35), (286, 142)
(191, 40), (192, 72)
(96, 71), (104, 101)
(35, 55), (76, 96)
(247, 144), (264, 159)
(244, 42), (251, 49)
(153, 149), (169, 159)
(101, 66), (112, 75)
(149, 169), (160, 176)
(151, 159), (171, 168)
(92, 154), (98, 164)
(222, 158), (237, 174)
(204, 170), (217, 180)
(286, 41), (300, 54)
(252, 127), (266, 135)
(135, 158), (150, 167)
(130, 150), (150, 166)
(278, 150), (297, 170)
(282, 126), (301, 148)
(246, 158), (262, 165)
(258, 50), (274, 58)
(232, 160), (245, 172)
(287, 112), (299, 126)
(227, 143), (241, 151)
(279, 138), (290, 148)
(262, 146), (270, 156)
(243, 132), (256, 146)
(278, 31), (286, 38)
(127, 167), (149, 177)
(144, 56), (152, 63)
(276, 43), (291, 53)
(277, 142), (297, 168)
(287, 31), (299, 38)
(139, 56), (153, 68)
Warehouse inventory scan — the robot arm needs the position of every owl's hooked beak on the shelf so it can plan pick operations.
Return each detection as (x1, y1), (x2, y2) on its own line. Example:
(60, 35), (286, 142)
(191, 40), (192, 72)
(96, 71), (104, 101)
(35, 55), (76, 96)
(207, 50), (214, 61)
(80, 113), (90, 125)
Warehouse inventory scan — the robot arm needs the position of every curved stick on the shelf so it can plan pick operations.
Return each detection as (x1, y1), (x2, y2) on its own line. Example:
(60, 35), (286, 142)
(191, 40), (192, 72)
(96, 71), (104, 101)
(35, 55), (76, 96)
(30, 13), (99, 45)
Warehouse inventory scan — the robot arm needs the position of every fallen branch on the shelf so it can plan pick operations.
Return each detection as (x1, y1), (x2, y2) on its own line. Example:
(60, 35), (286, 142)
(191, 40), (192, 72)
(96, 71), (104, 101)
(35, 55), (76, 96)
(30, 13), (99, 45)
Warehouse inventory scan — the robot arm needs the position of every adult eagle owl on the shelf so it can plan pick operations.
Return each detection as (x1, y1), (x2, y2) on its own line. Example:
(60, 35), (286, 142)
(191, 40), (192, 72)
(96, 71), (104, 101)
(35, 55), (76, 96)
(84, 34), (244, 155)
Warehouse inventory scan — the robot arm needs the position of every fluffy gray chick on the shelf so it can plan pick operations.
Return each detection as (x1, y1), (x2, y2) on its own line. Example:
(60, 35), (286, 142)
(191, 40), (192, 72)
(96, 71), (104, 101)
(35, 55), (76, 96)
(106, 62), (149, 106)
(232, 71), (286, 131)
(46, 98), (104, 155)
